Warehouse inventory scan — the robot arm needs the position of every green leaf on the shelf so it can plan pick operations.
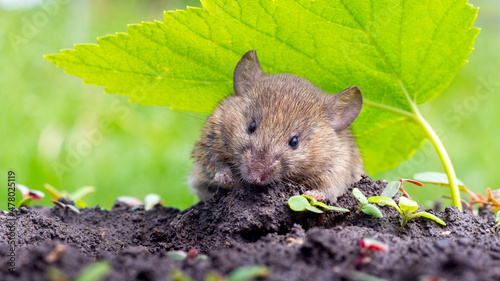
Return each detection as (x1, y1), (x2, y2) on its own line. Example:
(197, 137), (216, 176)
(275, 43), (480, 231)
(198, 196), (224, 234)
(288, 195), (310, 212)
(75, 261), (111, 281)
(45, 0), (478, 175)
(380, 181), (400, 199)
(368, 196), (402, 215)
(408, 211), (446, 226)
(325, 205), (350, 213)
(305, 205), (324, 214)
(398, 196), (418, 213)
(353, 188), (368, 205)
(76, 200), (88, 208)
(301, 194), (317, 204)
(17, 197), (32, 209)
(346, 271), (387, 281)
(167, 251), (188, 261)
(361, 204), (383, 218)
(313, 201), (328, 209)
(144, 193), (162, 210)
(228, 265), (270, 281)
(413, 172), (467, 189)
(67, 205), (81, 214)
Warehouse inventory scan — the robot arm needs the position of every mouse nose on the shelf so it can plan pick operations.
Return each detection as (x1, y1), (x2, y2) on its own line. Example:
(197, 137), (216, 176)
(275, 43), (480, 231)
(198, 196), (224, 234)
(248, 170), (267, 185)
(246, 158), (275, 185)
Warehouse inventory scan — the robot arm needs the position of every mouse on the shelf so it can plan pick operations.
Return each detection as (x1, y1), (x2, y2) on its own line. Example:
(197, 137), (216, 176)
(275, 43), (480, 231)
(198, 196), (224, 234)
(189, 50), (364, 202)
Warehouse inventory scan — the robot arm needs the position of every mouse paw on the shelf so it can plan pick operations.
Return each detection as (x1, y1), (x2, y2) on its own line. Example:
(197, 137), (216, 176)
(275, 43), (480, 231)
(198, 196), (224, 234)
(304, 190), (325, 201)
(214, 172), (234, 186)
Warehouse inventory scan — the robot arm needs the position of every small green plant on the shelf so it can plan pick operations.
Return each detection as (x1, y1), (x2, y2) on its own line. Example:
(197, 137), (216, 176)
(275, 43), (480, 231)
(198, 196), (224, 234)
(75, 261), (111, 281)
(52, 200), (80, 214)
(16, 184), (45, 209)
(227, 266), (270, 281)
(288, 195), (349, 214)
(44, 183), (95, 208)
(117, 193), (163, 211)
(171, 265), (270, 281)
(167, 248), (208, 261)
(380, 179), (423, 200)
(347, 271), (387, 281)
(414, 172), (500, 214)
(352, 188), (383, 218)
(368, 196), (446, 228)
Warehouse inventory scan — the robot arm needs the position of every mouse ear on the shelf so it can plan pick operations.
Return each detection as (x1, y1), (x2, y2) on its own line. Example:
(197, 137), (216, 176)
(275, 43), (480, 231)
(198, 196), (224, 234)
(326, 86), (363, 131)
(233, 50), (263, 96)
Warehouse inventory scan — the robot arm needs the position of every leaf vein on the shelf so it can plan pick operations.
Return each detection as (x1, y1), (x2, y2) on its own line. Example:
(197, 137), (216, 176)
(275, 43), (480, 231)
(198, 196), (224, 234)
(212, 0), (347, 87)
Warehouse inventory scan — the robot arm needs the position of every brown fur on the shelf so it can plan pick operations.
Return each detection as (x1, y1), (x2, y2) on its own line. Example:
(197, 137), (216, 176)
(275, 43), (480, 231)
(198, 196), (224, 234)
(189, 50), (364, 201)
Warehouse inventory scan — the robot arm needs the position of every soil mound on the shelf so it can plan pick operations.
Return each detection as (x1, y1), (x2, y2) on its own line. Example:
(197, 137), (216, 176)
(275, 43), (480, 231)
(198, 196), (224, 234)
(1, 175), (499, 281)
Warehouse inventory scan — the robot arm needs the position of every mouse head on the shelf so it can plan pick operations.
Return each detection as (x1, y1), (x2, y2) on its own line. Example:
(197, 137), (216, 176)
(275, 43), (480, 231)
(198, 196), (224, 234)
(224, 50), (362, 187)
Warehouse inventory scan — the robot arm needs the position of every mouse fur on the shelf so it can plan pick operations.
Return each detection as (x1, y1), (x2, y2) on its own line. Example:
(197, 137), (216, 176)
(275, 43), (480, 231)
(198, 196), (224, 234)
(189, 50), (364, 202)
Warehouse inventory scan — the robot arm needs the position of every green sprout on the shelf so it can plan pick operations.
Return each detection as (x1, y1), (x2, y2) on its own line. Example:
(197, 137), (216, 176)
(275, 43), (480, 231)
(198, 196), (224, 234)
(346, 271), (387, 281)
(352, 188), (383, 218)
(171, 265), (270, 281)
(380, 179), (423, 200)
(414, 172), (500, 215)
(75, 261), (111, 281)
(368, 196), (446, 228)
(117, 193), (163, 211)
(288, 195), (349, 214)
(44, 183), (95, 208)
(227, 266), (270, 281)
(17, 197), (33, 209)
(15, 184), (45, 209)
(52, 200), (80, 214)
(167, 248), (208, 261)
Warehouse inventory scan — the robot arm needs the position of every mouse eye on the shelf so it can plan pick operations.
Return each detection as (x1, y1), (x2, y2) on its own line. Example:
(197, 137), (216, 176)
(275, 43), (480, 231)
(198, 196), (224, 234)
(288, 136), (299, 148)
(248, 121), (257, 134)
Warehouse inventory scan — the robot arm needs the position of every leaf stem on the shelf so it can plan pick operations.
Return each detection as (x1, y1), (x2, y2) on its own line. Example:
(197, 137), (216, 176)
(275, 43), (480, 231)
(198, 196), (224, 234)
(397, 80), (462, 211)
(412, 108), (462, 211)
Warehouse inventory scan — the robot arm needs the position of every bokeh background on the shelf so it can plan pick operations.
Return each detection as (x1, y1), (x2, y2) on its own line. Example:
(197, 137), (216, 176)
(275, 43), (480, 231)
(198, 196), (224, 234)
(1, 0), (499, 210)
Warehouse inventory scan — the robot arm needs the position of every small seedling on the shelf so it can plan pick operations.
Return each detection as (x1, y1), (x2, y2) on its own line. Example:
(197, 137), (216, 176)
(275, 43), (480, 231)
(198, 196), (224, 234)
(355, 237), (388, 268)
(15, 184), (45, 209)
(353, 188), (383, 218)
(167, 248), (208, 261)
(227, 265), (270, 281)
(52, 200), (80, 214)
(380, 179), (423, 199)
(171, 265), (270, 281)
(368, 196), (445, 228)
(347, 270), (387, 281)
(414, 172), (500, 214)
(117, 193), (163, 211)
(288, 194), (349, 214)
(44, 183), (95, 208)
(75, 261), (111, 281)
(17, 197), (33, 209)
(487, 188), (500, 212)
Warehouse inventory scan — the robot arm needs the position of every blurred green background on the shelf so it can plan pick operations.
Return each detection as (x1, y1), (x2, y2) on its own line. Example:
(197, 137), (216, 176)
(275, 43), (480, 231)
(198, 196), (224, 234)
(1, 0), (499, 210)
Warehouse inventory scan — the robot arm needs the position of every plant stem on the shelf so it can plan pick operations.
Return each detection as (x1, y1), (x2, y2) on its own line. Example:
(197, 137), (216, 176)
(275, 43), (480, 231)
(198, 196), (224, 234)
(356, 205), (363, 214)
(412, 106), (462, 211)
(398, 80), (462, 211)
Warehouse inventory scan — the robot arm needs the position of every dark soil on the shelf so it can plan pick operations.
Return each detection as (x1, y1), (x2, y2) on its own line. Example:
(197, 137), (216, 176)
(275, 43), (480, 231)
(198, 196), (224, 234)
(1, 175), (499, 281)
